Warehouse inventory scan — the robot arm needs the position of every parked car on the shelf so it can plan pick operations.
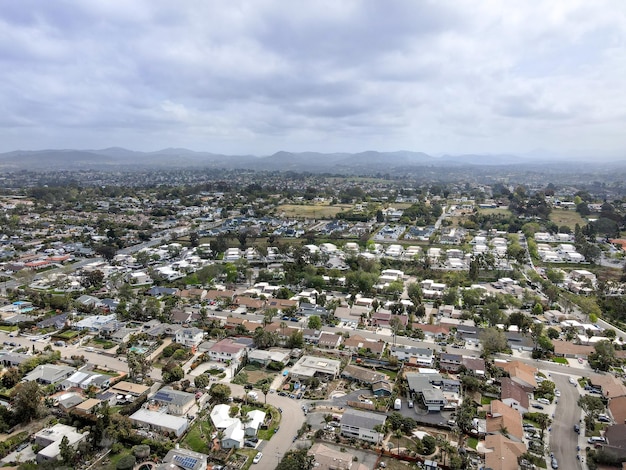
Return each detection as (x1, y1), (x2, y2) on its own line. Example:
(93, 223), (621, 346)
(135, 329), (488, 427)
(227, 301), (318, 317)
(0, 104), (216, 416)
(244, 440), (257, 448)
(551, 457), (558, 469)
(252, 452), (263, 464)
(569, 377), (576, 385)
(554, 389), (561, 397)
(537, 398), (551, 405)
(532, 404), (544, 410)
(574, 424), (580, 433)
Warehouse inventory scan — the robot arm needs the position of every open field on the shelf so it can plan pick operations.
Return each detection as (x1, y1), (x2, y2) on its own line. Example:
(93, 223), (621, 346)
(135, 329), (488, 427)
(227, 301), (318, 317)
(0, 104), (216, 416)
(550, 209), (586, 229)
(276, 203), (352, 218)
(478, 207), (513, 216)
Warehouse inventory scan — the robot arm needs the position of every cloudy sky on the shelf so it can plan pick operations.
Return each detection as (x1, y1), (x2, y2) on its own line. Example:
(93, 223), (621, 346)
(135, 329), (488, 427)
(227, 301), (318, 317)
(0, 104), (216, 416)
(1, 1), (625, 158)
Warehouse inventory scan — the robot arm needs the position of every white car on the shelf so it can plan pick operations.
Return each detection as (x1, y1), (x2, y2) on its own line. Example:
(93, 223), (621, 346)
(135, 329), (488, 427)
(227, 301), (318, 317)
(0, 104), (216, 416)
(253, 452), (263, 464)
(554, 389), (561, 397)
(569, 377), (576, 385)
(537, 398), (551, 405)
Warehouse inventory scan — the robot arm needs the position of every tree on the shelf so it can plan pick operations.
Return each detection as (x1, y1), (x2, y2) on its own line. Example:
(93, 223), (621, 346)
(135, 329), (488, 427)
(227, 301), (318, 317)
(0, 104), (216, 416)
(275, 448), (315, 470)
(261, 383), (270, 404)
(1, 367), (21, 388)
(162, 361), (184, 383)
(59, 435), (76, 465)
(546, 327), (560, 340)
(480, 327), (508, 358)
(209, 383), (231, 403)
(94, 244), (117, 262)
(530, 323), (544, 350)
(307, 315), (322, 330)
(578, 395), (605, 429)
(588, 340), (617, 372)
(11, 381), (42, 423)
(534, 412), (552, 441)
(194, 374), (211, 389)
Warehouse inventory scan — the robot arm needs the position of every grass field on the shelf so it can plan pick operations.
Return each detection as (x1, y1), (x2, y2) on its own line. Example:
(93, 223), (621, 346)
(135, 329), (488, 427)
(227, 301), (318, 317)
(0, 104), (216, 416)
(550, 209), (586, 229)
(276, 203), (352, 218)
(478, 207), (513, 216)
(182, 419), (214, 453)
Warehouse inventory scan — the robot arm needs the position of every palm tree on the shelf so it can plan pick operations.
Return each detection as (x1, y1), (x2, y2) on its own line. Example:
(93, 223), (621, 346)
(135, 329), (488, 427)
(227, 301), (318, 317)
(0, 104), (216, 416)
(261, 384), (270, 404)
(394, 429), (403, 455)
(241, 412), (252, 433)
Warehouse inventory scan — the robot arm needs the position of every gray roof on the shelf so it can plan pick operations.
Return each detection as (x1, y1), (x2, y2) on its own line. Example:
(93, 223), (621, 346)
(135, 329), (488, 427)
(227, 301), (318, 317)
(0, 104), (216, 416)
(406, 372), (443, 392)
(22, 364), (75, 384)
(422, 388), (445, 402)
(152, 387), (195, 407)
(340, 408), (386, 429)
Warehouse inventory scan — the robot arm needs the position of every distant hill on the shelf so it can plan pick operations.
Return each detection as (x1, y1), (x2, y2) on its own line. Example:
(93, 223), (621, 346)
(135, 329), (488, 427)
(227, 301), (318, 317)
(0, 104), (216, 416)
(0, 147), (621, 173)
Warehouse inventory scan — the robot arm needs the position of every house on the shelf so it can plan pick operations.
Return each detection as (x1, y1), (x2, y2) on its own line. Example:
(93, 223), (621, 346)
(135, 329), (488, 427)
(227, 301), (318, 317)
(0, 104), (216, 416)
(486, 400), (524, 441)
(34, 424), (87, 463)
(343, 335), (386, 357)
(210, 404), (239, 430)
(290, 355), (341, 380)
(73, 398), (102, 416)
(483, 434), (527, 470)
(59, 370), (110, 391)
(129, 408), (189, 437)
(439, 353), (463, 372)
(341, 365), (387, 385)
(247, 348), (291, 367)
(244, 409), (266, 436)
(495, 361), (537, 391)
(390, 345), (434, 366)
(340, 408), (387, 443)
(372, 380), (393, 397)
(234, 296), (265, 311)
(307, 442), (368, 470)
(267, 298), (298, 311)
(603, 424), (626, 458)
(462, 356), (486, 376)
(110, 381), (150, 399)
(298, 302), (329, 317)
(162, 448), (209, 470)
(208, 338), (248, 363)
(588, 374), (626, 398)
(222, 421), (245, 449)
(608, 396), (626, 425)
(317, 332), (342, 349)
(175, 327), (205, 347)
(500, 377), (530, 414)
(22, 364), (75, 385)
(151, 387), (196, 416)
(146, 286), (180, 297)
(406, 372), (447, 411)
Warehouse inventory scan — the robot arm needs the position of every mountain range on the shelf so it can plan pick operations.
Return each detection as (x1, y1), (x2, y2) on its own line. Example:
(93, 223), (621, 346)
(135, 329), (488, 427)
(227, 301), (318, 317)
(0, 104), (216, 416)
(0, 147), (618, 173)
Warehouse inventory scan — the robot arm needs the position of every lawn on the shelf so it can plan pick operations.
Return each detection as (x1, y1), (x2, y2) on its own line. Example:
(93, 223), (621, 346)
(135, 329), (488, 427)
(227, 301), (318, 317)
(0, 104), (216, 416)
(550, 209), (586, 230)
(586, 422), (608, 437)
(481, 396), (493, 405)
(235, 448), (259, 470)
(182, 419), (214, 453)
(276, 203), (353, 219)
(0, 325), (18, 332)
(552, 357), (568, 364)
(56, 330), (80, 340)
(467, 437), (479, 449)
(257, 406), (281, 440)
(479, 207), (513, 217)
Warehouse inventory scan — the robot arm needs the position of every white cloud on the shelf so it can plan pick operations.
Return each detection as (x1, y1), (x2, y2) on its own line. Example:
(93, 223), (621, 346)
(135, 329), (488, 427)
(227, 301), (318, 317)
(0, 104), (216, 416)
(0, 0), (624, 157)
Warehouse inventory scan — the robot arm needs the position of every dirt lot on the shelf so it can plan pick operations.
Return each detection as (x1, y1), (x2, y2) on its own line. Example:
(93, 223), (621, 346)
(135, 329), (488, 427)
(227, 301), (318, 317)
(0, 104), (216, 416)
(276, 203), (353, 218)
(550, 208), (586, 229)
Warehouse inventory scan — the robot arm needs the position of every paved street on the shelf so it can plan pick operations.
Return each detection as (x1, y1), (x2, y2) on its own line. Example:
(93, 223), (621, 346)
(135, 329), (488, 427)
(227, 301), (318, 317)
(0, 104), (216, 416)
(550, 373), (583, 470)
(227, 383), (305, 470)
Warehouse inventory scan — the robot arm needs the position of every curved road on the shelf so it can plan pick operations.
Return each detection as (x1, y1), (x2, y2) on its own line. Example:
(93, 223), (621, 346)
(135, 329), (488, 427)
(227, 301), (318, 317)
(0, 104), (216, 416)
(227, 383), (305, 470)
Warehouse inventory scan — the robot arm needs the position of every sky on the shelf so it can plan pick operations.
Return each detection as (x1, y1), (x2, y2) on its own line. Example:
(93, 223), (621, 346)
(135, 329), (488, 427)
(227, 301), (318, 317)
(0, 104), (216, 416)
(0, 0), (625, 159)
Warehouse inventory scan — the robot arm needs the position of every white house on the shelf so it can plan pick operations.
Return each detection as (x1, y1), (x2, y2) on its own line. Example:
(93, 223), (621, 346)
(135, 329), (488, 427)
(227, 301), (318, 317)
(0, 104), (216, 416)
(340, 409), (386, 443)
(175, 327), (205, 348)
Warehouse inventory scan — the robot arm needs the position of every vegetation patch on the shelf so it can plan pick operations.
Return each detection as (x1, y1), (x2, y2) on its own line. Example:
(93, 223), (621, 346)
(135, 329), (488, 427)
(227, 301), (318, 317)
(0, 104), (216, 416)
(551, 357), (568, 364)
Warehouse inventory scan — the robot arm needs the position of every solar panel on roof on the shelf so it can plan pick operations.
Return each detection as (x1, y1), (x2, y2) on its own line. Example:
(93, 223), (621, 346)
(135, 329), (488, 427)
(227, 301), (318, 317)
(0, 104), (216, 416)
(153, 392), (173, 402)
(173, 455), (198, 469)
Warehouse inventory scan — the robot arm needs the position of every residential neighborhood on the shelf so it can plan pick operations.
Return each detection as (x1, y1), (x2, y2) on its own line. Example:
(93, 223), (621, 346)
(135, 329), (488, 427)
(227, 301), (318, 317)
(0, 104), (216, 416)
(0, 170), (625, 470)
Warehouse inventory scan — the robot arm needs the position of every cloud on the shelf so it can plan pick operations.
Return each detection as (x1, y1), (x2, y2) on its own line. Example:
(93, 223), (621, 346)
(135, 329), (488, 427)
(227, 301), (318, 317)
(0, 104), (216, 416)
(0, 0), (624, 157)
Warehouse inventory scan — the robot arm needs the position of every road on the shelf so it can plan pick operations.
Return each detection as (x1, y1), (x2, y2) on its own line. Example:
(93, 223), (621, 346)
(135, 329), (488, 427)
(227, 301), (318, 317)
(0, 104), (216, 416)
(550, 374), (582, 470)
(227, 383), (305, 470)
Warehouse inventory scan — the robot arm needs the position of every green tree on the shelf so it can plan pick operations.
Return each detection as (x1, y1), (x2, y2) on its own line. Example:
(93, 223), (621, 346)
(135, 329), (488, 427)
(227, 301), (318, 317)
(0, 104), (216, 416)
(162, 361), (184, 383)
(194, 374), (211, 389)
(479, 327), (508, 358)
(307, 315), (322, 330)
(11, 381), (42, 422)
(59, 435), (76, 465)
(209, 383), (231, 403)
(588, 340), (617, 372)
(578, 395), (605, 429)
(275, 448), (315, 470)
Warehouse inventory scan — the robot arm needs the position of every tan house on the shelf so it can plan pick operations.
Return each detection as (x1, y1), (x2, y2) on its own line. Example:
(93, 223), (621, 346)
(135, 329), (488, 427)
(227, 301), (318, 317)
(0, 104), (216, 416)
(486, 400), (524, 441)
(484, 434), (527, 470)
